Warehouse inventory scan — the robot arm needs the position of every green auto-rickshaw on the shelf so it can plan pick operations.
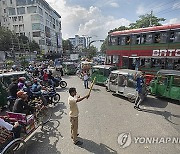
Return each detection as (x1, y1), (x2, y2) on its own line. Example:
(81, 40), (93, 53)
(149, 70), (180, 101)
(90, 65), (117, 85)
(63, 62), (77, 75)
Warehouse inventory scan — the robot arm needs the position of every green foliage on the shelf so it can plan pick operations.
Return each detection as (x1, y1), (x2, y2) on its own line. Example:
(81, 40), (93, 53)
(129, 14), (166, 29)
(29, 40), (40, 53)
(62, 39), (73, 52)
(83, 45), (98, 59)
(0, 26), (14, 51)
(109, 26), (129, 33)
(100, 37), (108, 53)
(6, 60), (14, 66)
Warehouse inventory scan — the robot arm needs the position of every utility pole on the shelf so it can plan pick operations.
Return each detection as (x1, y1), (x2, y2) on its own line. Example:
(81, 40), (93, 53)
(150, 10), (153, 27)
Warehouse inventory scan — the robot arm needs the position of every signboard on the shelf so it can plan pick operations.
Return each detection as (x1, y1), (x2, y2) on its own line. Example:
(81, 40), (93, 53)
(152, 49), (180, 57)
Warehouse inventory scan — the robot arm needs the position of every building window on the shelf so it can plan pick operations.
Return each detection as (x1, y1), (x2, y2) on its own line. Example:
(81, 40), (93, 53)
(18, 16), (23, 22)
(27, 0), (35, 5)
(19, 24), (24, 32)
(10, 0), (12, 4)
(4, 9), (6, 13)
(32, 23), (44, 31)
(31, 14), (43, 22)
(2, 1), (5, 5)
(12, 17), (17, 22)
(17, 7), (25, 15)
(27, 6), (37, 13)
(38, 7), (43, 15)
(33, 31), (41, 37)
(16, 0), (26, 6)
(9, 7), (16, 15)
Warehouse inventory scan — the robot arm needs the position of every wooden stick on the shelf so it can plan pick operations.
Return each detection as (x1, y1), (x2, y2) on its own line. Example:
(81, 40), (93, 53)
(88, 77), (96, 96)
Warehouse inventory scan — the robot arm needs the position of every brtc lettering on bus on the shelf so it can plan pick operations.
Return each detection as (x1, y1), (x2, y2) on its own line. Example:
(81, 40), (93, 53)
(152, 49), (180, 57)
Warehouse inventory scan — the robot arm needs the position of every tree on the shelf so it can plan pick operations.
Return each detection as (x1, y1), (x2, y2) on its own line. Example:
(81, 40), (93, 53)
(82, 45), (97, 59)
(0, 26), (14, 51)
(129, 14), (166, 29)
(62, 39), (73, 53)
(29, 40), (40, 53)
(100, 37), (108, 53)
(109, 26), (129, 33)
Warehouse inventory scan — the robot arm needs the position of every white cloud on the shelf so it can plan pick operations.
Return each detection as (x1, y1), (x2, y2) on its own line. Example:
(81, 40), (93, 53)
(46, 0), (131, 45)
(110, 2), (119, 8)
(164, 18), (180, 25)
(173, 2), (180, 9)
(136, 5), (146, 15)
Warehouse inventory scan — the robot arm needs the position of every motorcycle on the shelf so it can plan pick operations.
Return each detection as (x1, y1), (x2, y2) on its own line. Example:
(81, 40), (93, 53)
(53, 76), (67, 88)
(42, 87), (60, 104)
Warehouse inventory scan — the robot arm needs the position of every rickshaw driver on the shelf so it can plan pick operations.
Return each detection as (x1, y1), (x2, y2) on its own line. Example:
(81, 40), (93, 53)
(134, 73), (144, 110)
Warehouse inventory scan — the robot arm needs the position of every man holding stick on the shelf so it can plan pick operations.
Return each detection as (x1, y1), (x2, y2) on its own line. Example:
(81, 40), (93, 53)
(68, 87), (90, 145)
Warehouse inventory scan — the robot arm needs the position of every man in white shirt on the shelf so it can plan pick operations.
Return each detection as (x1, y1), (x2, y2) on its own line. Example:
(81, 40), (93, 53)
(68, 87), (90, 145)
(0, 118), (21, 138)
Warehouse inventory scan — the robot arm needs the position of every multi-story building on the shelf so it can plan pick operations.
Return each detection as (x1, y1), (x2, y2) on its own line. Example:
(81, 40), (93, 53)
(69, 35), (86, 51)
(0, 0), (62, 54)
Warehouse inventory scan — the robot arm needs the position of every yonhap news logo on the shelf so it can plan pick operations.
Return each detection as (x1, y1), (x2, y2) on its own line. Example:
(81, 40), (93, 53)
(117, 132), (180, 149)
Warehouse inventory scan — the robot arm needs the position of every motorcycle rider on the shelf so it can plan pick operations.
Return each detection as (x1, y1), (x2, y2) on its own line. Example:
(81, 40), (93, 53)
(31, 78), (47, 105)
(8, 78), (18, 98)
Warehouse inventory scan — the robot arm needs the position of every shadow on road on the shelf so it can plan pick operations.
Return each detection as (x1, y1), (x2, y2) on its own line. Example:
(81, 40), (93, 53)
(56, 87), (68, 92)
(51, 102), (67, 119)
(92, 88), (101, 92)
(142, 96), (168, 108)
(26, 120), (62, 154)
(140, 108), (180, 125)
(78, 137), (117, 154)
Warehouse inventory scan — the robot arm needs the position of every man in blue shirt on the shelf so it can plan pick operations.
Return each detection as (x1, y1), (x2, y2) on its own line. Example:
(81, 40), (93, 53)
(134, 73), (144, 110)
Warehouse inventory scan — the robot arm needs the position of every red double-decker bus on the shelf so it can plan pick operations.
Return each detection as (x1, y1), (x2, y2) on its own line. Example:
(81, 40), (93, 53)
(106, 24), (180, 74)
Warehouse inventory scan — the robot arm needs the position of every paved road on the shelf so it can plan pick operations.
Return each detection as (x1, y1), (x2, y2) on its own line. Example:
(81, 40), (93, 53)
(24, 76), (180, 154)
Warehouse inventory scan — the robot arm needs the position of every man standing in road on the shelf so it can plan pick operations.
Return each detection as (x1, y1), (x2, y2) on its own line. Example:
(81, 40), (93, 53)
(68, 87), (90, 145)
(134, 73), (144, 110)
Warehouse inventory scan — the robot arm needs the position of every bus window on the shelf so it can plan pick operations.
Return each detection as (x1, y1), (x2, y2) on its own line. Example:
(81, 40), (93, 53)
(169, 31), (175, 43)
(126, 36), (130, 45)
(108, 36), (112, 45)
(174, 31), (180, 42)
(112, 55), (119, 64)
(121, 36), (126, 45)
(106, 56), (112, 64)
(111, 36), (117, 45)
(141, 34), (146, 44)
(154, 33), (161, 43)
(132, 34), (141, 45)
(118, 36), (121, 45)
(146, 33), (153, 44)
(160, 32), (168, 43)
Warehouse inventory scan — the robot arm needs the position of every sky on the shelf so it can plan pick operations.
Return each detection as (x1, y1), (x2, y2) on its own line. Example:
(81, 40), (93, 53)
(46, 0), (180, 49)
